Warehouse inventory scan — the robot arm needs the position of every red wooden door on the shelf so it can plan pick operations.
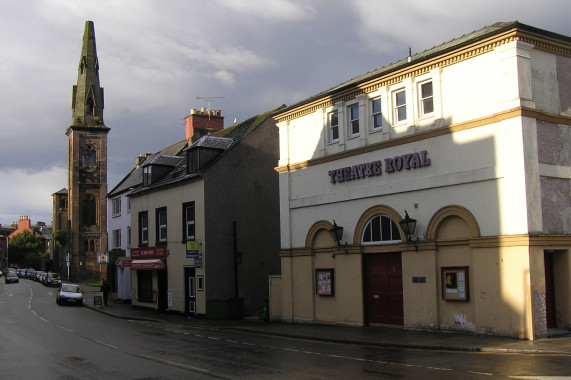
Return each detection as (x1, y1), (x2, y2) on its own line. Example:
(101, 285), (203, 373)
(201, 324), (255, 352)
(364, 253), (403, 325)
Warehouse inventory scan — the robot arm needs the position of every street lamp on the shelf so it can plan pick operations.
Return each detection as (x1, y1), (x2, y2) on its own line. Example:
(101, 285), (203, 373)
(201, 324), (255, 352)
(328, 220), (344, 246)
(399, 210), (418, 250)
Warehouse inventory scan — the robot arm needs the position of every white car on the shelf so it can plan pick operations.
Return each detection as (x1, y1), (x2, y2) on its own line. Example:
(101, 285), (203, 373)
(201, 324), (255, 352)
(56, 284), (84, 306)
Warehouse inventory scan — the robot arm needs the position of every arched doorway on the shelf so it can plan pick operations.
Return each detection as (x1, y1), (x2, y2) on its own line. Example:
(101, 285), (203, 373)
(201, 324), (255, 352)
(356, 206), (405, 325)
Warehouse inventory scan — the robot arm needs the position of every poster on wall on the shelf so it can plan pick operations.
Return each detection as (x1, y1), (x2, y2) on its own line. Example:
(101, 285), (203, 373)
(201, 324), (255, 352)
(186, 241), (199, 258)
(441, 266), (469, 301)
(316, 269), (334, 296)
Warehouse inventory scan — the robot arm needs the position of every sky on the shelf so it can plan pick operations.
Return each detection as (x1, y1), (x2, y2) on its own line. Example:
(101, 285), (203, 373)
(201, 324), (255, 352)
(0, 0), (569, 227)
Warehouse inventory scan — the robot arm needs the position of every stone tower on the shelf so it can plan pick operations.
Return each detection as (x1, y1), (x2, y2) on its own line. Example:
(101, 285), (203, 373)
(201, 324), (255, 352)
(66, 21), (109, 282)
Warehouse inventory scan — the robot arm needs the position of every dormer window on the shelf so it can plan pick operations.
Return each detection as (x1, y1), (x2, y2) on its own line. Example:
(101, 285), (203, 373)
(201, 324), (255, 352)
(143, 165), (151, 186)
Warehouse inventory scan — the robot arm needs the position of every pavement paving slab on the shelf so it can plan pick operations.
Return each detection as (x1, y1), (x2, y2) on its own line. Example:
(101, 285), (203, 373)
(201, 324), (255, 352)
(81, 290), (571, 356)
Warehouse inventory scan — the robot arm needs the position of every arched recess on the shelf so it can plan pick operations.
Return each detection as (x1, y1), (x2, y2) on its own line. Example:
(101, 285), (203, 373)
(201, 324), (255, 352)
(305, 220), (337, 249)
(425, 205), (480, 241)
(354, 205), (403, 245)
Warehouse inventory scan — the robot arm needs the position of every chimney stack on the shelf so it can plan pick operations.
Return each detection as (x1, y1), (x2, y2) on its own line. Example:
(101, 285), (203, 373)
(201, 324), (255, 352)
(185, 108), (224, 142)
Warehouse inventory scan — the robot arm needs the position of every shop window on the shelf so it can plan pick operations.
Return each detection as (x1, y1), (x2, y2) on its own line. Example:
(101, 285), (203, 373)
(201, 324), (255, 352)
(362, 214), (402, 244)
(370, 97), (382, 131)
(394, 89), (407, 123)
(328, 110), (339, 142)
(137, 271), (153, 302)
(348, 104), (359, 137)
(156, 207), (167, 244)
(419, 81), (434, 116)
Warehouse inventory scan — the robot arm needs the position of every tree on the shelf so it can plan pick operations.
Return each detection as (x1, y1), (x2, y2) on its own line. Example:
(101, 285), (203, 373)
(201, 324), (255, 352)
(8, 230), (42, 268)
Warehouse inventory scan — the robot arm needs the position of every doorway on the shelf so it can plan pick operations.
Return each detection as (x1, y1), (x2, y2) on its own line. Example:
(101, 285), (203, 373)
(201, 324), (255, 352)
(364, 252), (403, 325)
(184, 267), (196, 314)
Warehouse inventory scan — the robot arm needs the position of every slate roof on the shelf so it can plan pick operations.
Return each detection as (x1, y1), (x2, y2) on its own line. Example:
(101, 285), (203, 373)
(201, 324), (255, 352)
(107, 139), (188, 197)
(127, 105), (284, 197)
(276, 21), (570, 116)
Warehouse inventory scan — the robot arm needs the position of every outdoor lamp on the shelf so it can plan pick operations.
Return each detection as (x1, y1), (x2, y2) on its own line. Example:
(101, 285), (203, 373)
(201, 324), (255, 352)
(329, 220), (344, 246)
(399, 210), (418, 250)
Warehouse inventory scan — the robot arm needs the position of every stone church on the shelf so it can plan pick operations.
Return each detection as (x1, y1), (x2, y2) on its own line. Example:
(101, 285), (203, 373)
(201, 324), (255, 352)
(54, 21), (109, 282)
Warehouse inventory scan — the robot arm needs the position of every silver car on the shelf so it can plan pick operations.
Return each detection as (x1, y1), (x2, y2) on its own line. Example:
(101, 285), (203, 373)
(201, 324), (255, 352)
(56, 284), (84, 306)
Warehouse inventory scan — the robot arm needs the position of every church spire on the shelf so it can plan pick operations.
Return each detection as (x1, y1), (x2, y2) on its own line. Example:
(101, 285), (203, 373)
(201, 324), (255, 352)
(71, 20), (106, 129)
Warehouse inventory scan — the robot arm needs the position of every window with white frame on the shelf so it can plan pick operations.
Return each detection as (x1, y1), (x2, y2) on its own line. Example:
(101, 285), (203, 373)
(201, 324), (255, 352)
(112, 229), (121, 248)
(348, 104), (359, 136)
(371, 97), (382, 131)
(329, 110), (339, 142)
(112, 197), (121, 216)
(362, 214), (402, 244)
(183, 202), (195, 240)
(156, 207), (167, 243)
(139, 211), (148, 246)
(394, 89), (407, 123)
(419, 81), (434, 116)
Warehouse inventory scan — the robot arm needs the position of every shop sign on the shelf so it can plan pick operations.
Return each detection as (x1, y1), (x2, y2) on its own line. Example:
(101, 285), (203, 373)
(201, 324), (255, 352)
(96, 252), (109, 264)
(131, 246), (167, 259)
(328, 150), (431, 184)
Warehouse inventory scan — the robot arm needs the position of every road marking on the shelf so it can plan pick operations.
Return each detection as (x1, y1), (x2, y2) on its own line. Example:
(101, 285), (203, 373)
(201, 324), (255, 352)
(80, 335), (118, 349)
(135, 353), (213, 375)
(469, 371), (493, 376)
(58, 325), (75, 333)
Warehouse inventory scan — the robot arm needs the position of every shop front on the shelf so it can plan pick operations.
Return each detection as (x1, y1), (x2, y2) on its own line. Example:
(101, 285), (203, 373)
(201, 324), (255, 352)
(130, 246), (168, 310)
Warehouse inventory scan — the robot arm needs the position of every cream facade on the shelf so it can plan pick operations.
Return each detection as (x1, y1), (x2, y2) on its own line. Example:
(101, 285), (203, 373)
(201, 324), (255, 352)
(272, 22), (571, 339)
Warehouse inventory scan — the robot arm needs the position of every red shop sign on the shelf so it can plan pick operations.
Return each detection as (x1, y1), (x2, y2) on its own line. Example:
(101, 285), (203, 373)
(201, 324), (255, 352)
(131, 246), (167, 259)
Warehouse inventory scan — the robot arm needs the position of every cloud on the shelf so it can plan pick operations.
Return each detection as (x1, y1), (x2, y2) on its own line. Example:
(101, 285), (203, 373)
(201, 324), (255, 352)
(216, 0), (316, 22)
(0, 167), (67, 225)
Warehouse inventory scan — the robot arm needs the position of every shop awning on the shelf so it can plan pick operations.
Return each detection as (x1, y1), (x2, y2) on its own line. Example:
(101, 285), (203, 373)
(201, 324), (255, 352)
(130, 259), (165, 270)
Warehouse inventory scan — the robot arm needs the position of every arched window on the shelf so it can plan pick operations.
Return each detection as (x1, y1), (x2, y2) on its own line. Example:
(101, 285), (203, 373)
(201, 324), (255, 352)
(362, 214), (402, 245)
(81, 195), (97, 226)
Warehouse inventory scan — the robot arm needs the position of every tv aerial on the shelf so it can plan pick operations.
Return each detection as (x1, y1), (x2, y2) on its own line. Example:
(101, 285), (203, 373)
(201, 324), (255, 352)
(196, 96), (225, 111)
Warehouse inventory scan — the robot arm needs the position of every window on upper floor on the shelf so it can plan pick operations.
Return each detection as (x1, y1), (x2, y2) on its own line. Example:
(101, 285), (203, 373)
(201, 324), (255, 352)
(394, 89), (407, 123)
(81, 194), (97, 226)
(419, 81), (434, 116)
(127, 226), (131, 246)
(143, 166), (151, 186)
(183, 202), (195, 240)
(112, 198), (121, 217)
(156, 207), (167, 244)
(82, 145), (96, 167)
(112, 229), (121, 249)
(139, 211), (148, 246)
(328, 110), (339, 143)
(370, 97), (382, 131)
(348, 104), (359, 137)
(362, 214), (402, 245)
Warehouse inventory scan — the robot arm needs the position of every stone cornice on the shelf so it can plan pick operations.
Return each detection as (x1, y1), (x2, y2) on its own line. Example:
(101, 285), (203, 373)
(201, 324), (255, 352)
(275, 108), (571, 173)
(275, 26), (571, 124)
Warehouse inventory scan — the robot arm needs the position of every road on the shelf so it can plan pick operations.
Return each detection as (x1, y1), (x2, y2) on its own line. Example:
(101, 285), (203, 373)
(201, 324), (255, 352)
(1, 278), (571, 379)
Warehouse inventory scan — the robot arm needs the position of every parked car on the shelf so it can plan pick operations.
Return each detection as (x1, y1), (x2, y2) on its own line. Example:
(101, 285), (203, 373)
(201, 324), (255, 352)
(25, 268), (34, 278)
(39, 272), (48, 285)
(44, 273), (61, 287)
(17, 269), (26, 278)
(34, 271), (45, 282)
(5, 272), (19, 284)
(56, 284), (83, 306)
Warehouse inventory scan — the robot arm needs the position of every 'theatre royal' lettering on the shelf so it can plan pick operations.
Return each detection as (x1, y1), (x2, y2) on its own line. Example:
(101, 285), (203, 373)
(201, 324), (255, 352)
(328, 151), (431, 184)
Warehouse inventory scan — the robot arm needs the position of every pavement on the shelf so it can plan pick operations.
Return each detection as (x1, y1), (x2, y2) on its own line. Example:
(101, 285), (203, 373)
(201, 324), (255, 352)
(81, 290), (571, 355)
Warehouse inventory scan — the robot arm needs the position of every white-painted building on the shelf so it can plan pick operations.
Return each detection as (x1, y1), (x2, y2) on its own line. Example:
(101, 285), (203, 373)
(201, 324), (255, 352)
(270, 22), (571, 339)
